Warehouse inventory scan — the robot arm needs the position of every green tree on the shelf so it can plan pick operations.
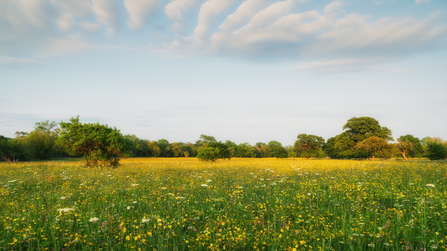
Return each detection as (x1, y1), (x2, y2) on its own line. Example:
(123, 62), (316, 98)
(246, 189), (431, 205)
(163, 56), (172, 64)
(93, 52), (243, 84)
(196, 134), (217, 147)
(323, 137), (340, 159)
(355, 136), (393, 161)
(197, 147), (220, 161)
(294, 134), (325, 159)
(273, 146), (288, 159)
(0, 135), (13, 161)
(56, 116), (126, 168)
(172, 142), (183, 157)
(426, 140), (447, 160)
(236, 143), (255, 158)
(148, 141), (161, 157)
(334, 117), (393, 158)
(267, 141), (283, 157)
(396, 138), (413, 161)
(399, 135), (423, 158)
(157, 139), (171, 157)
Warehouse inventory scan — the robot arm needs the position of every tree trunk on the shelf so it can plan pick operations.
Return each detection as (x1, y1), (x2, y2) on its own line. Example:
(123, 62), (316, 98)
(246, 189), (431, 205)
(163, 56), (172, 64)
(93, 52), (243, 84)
(401, 151), (408, 161)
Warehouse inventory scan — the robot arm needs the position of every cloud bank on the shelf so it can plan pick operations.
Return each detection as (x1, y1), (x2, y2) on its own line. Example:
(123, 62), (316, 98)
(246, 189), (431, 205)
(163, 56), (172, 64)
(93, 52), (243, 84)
(0, 0), (446, 70)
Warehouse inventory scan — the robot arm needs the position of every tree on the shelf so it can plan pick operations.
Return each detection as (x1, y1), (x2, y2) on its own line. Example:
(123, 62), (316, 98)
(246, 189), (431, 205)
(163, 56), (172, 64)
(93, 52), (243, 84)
(236, 143), (255, 158)
(148, 141), (161, 157)
(196, 134), (217, 147)
(172, 142), (183, 157)
(294, 134), (325, 159)
(197, 147), (220, 161)
(273, 146), (288, 159)
(396, 138), (413, 161)
(355, 136), (393, 161)
(323, 137), (340, 159)
(399, 135), (423, 158)
(426, 140), (447, 160)
(334, 117), (393, 159)
(267, 141), (283, 157)
(157, 139), (171, 157)
(56, 116), (126, 168)
(0, 135), (14, 161)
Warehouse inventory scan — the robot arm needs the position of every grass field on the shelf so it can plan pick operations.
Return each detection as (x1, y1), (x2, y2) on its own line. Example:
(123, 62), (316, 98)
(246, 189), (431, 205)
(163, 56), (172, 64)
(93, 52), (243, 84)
(1, 158), (446, 250)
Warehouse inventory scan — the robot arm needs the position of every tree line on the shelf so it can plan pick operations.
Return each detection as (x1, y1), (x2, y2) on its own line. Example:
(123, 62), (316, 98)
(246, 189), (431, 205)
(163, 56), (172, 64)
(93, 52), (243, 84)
(1, 116), (446, 166)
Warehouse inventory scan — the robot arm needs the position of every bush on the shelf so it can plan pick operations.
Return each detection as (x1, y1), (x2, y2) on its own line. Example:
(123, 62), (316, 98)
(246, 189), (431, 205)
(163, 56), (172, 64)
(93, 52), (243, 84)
(426, 142), (447, 160)
(197, 147), (220, 161)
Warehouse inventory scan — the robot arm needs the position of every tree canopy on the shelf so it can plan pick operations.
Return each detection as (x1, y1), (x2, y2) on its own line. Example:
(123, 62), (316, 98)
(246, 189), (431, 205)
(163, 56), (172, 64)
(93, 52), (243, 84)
(56, 116), (126, 167)
(293, 134), (325, 159)
(333, 117), (393, 159)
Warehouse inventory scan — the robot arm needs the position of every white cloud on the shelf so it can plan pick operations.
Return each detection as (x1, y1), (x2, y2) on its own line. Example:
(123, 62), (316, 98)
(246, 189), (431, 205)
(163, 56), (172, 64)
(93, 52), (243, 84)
(194, 0), (236, 39)
(219, 0), (269, 31)
(124, 0), (157, 29)
(91, 0), (122, 33)
(245, 0), (295, 30)
(48, 0), (94, 19)
(165, 0), (197, 21)
(323, 0), (344, 14)
(415, 0), (430, 4)
(168, 1), (447, 71)
(18, 0), (52, 28)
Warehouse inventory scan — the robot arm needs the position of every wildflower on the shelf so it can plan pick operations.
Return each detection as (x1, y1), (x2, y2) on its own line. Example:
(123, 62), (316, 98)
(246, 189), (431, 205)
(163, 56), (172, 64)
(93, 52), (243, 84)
(131, 184), (139, 186)
(60, 197), (66, 200)
(132, 201), (138, 204)
(9, 180), (17, 183)
(426, 184), (435, 188)
(201, 184), (208, 187)
(89, 217), (99, 222)
(127, 206), (131, 210)
(57, 208), (73, 213)
(142, 218), (150, 223)
(271, 182), (277, 186)
(206, 179), (212, 183)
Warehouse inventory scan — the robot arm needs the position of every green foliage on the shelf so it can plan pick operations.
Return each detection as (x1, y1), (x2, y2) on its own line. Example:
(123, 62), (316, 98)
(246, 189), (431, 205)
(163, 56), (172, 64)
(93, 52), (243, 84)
(273, 146), (288, 158)
(57, 116), (126, 168)
(196, 134), (217, 147)
(0, 136), (13, 161)
(323, 137), (340, 159)
(396, 138), (414, 161)
(294, 134), (325, 159)
(426, 141), (447, 160)
(355, 136), (393, 160)
(196, 147), (220, 161)
(399, 135), (423, 158)
(332, 117), (393, 159)
(236, 143), (255, 157)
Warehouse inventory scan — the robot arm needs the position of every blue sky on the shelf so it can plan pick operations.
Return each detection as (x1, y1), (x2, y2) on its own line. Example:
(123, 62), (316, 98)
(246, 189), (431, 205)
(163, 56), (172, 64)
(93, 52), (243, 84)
(1, 0), (446, 146)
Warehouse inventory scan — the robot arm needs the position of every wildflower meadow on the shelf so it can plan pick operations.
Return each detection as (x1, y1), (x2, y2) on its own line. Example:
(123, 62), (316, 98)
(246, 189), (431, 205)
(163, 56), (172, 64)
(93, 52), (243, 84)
(1, 158), (446, 250)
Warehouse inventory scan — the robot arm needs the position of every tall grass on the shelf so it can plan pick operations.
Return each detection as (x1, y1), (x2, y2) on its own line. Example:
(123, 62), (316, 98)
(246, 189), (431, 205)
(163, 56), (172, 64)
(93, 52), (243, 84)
(1, 158), (446, 250)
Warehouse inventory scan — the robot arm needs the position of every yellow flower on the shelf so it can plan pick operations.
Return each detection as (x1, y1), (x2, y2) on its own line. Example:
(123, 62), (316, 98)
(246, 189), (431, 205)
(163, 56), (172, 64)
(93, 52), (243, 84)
(126, 236), (130, 241)
(300, 240), (306, 245)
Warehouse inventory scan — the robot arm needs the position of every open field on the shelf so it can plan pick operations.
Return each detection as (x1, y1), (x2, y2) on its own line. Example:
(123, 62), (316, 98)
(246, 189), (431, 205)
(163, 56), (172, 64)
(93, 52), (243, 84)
(1, 158), (446, 250)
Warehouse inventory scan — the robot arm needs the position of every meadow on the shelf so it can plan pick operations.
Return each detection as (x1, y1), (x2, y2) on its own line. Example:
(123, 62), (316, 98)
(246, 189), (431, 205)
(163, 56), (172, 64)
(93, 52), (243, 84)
(0, 158), (446, 251)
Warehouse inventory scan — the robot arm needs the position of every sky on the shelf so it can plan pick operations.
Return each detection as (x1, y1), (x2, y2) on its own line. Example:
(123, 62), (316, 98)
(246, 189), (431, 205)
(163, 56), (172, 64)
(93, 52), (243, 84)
(1, 0), (446, 146)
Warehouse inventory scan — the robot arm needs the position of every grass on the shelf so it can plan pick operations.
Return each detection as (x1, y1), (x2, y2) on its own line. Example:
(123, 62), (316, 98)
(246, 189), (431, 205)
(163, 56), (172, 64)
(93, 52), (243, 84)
(0, 158), (446, 250)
